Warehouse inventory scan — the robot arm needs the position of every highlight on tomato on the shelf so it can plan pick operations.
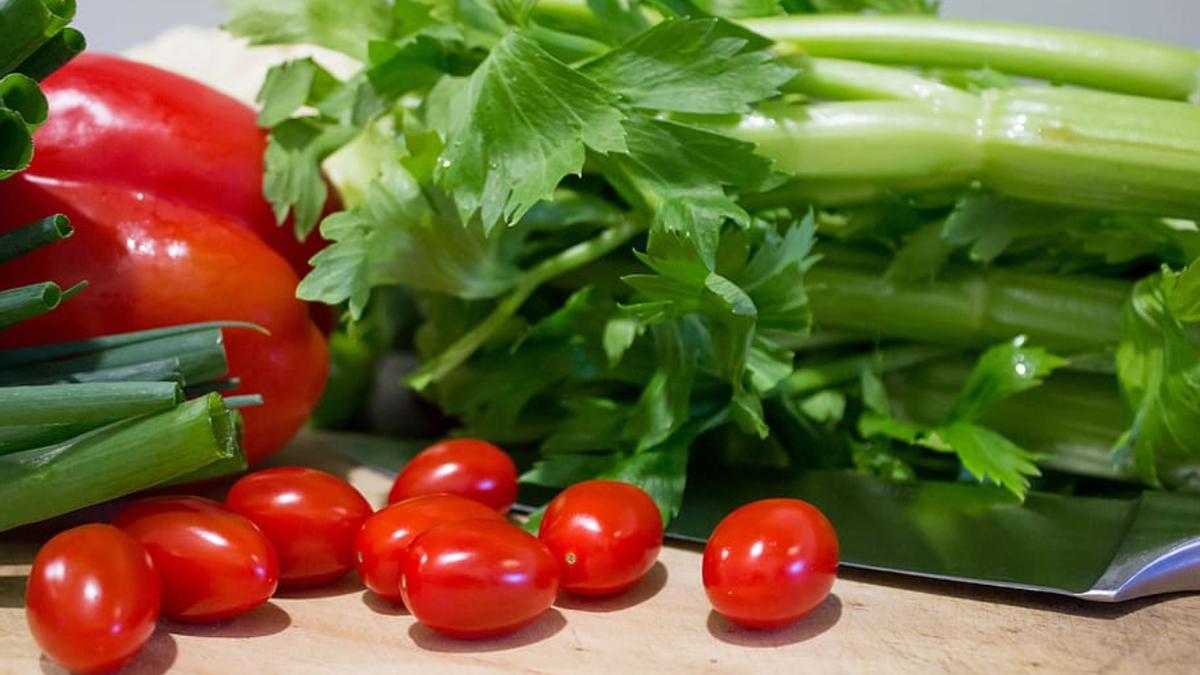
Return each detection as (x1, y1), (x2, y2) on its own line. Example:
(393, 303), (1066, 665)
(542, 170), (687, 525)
(226, 467), (373, 588)
(355, 494), (506, 601)
(25, 524), (162, 674)
(388, 439), (518, 512)
(115, 496), (279, 623)
(702, 498), (839, 630)
(401, 519), (559, 639)
(538, 480), (663, 596)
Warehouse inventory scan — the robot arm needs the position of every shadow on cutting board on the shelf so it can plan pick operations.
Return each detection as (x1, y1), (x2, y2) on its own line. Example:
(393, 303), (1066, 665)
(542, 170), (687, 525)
(554, 561), (669, 613)
(361, 590), (410, 616)
(274, 573), (364, 600)
(0, 574), (26, 609)
(165, 602), (292, 639)
(40, 629), (178, 675)
(706, 594), (843, 648)
(408, 609), (567, 653)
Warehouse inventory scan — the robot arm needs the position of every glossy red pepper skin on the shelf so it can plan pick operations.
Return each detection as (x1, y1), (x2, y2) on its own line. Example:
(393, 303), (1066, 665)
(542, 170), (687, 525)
(0, 177), (328, 463)
(30, 53), (330, 276)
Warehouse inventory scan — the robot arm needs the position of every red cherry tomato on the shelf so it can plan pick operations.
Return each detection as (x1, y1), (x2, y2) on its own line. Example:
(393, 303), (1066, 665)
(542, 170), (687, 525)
(355, 494), (506, 601)
(702, 498), (839, 630)
(115, 497), (279, 622)
(401, 520), (559, 639)
(388, 439), (518, 511)
(226, 467), (372, 588)
(112, 495), (230, 528)
(26, 524), (161, 674)
(538, 480), (663, 596)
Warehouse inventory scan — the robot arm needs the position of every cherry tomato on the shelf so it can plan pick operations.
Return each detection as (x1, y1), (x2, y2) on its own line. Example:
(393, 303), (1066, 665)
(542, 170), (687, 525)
(226, 467), (372, 588)
(538, 480), (663, 596)
(112, 495), (229, 528)
(26, 524), (161, 674)
(401, 520), (559, 639)
(388, 439), (518, 511)
(355, 494), (506, 601)
(702, 498), (839, 630)
(115, 497), (279, 623)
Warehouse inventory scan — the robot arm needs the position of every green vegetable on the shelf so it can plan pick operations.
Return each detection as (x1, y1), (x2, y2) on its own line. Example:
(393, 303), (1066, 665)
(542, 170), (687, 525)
(235, 1), (1200, 517)
(0, 394), (242, 531)
(0, 12), (253, 531)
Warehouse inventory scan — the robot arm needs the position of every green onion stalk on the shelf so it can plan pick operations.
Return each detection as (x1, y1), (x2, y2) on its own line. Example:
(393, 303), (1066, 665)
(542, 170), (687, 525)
(0, 5), (253, 530)
(0, 223), (256, 530)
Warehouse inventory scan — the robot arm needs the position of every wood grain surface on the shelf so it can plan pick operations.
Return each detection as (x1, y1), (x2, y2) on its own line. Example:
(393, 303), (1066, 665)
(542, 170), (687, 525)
(2, 433), (1198, 674)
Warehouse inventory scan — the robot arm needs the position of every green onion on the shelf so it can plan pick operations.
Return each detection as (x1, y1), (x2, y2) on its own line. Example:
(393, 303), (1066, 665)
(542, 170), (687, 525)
(0, 321), (260, 367)
(17, 357), (185, 386)
(0, 393), (240, 532)
(0, 323), (258, 385)
(0, 0), (76, 73)
(0, 105), (32, 178)
(0, 381), (182, 426)
(162, 408), (248, 486)
(14, 26), (84, 80)
(0, 72), (48, 126)
(0, 281), (76, 329)
(0, 215), (71, 264)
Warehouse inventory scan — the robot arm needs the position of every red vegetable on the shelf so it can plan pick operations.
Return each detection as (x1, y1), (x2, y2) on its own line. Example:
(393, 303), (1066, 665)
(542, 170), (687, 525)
(0, 179), (328, 462)
(538, 480), (663, 596)
(388, 439), (518, 512)
(355, 494), (506, 601)
(226, 467), (372, 588)
(31, 53), (331, 276)
(111, 495), (230, 528)
(401, 520), (559, 639)
(702, 498), (839, 630)
(25, 524), (161, 674)
(115, 497), (279, 623)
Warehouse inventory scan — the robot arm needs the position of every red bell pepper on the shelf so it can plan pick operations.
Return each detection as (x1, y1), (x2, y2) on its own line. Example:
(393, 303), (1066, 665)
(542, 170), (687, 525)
(27, 53), (330, 276)
(0, 54), (335, 463)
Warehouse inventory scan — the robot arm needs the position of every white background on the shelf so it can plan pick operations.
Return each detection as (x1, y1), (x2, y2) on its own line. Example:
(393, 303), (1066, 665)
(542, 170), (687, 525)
(74, 0), (1200, 53)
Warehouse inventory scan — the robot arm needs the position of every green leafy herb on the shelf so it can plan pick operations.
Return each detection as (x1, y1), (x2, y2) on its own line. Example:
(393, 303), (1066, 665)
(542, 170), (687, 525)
(249, 4), (1200, 524)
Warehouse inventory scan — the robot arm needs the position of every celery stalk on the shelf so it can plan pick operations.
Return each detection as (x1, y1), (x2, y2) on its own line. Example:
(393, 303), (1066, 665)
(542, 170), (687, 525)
(743, 15), (1200, 102)
(736, 87), (1200, 218)
(806, 257), (1130, 352)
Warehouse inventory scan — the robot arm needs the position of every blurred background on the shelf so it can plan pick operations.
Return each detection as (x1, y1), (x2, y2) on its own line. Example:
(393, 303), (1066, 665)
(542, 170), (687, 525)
(77, 0), (1200, 53)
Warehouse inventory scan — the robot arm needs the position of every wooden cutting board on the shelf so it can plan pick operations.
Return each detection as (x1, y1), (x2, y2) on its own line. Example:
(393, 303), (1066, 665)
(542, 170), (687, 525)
(2, 433), (1198, 674)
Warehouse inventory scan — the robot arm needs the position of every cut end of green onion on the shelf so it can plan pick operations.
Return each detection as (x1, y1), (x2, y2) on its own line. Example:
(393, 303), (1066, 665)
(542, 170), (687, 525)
(223, 394), (264, 409)
(0, 108), (33, 173)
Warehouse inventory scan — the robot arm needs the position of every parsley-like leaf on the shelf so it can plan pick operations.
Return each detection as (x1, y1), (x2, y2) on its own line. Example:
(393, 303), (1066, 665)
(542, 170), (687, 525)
(436, 32), (627, 230)
(263, 118), (357, 237)
(224, 0), (393, 59)
(297, 165), (523, 317)
(1116, 272), (1200, 490)
(949, 336), (1067, 423)
(857, 338), (1059, 498)
(582, 18), (793, 114)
